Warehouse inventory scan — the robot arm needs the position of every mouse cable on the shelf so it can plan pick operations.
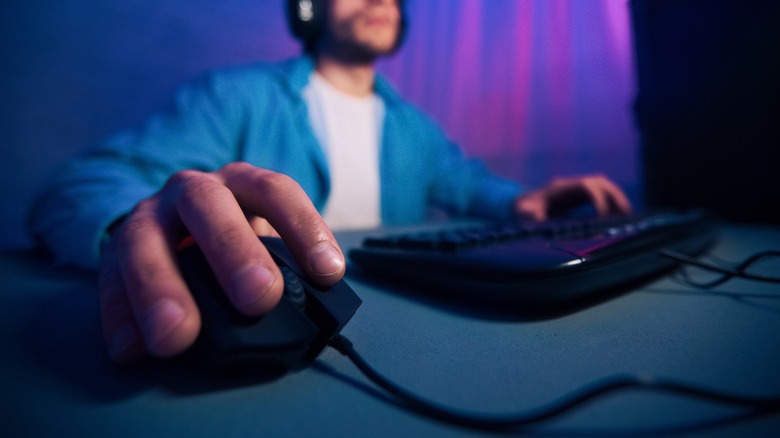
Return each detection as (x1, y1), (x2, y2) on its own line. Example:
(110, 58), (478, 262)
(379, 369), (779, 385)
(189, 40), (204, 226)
(659, 249), (780, 289)
(328, 335), (780, 432)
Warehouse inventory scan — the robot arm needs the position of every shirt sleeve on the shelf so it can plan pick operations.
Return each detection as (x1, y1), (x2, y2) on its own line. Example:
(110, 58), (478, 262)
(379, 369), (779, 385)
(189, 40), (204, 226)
(400, 107), (524, 221)
(428, 135), (525, 221)
(28, 71), (248, 269)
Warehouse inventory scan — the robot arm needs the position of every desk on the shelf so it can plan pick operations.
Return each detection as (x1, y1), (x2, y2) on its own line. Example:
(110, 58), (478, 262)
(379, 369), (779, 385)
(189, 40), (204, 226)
(2, 225), (780, 437)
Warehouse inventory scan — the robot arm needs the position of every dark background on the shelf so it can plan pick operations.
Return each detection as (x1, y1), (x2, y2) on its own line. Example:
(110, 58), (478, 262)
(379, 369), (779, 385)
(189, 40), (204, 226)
(632, 0), (780, 223)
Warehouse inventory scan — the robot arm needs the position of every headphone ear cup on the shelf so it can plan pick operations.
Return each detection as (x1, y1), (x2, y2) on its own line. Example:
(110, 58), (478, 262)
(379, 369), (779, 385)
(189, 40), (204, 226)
(286, 0), (325, 42)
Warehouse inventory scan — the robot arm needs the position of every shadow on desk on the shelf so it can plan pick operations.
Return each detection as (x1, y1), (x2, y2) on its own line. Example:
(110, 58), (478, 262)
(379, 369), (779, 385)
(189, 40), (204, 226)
(642, 283), (780, 316)
(346, 266), (658, 323)
(7, 251), (294, 403)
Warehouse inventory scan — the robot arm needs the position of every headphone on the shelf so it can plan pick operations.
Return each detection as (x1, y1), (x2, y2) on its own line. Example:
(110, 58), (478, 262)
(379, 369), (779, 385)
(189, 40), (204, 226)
(285, 0), (408, 53)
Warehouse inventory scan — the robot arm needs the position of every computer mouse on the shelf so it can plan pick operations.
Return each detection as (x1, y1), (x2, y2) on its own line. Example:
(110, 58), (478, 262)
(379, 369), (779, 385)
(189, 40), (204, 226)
(177, 236), (361, 374)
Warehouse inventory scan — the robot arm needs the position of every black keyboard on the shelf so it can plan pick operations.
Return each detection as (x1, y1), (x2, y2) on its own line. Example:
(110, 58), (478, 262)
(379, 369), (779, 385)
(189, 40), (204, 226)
(348, 210), (717, 309)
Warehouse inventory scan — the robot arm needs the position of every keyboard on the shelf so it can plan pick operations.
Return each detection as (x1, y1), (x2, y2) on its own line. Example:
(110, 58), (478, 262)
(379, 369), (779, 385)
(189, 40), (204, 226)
(348, 210), (717, 309)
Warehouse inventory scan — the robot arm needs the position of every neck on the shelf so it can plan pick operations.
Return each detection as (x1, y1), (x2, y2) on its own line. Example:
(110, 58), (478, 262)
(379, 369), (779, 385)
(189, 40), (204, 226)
(315, 53), (376, 98)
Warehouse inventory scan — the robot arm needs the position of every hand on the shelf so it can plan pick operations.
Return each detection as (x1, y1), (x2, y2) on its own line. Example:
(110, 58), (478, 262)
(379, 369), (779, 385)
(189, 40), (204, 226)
(98, 162), (346, 363)
(514, 173), (632, 221)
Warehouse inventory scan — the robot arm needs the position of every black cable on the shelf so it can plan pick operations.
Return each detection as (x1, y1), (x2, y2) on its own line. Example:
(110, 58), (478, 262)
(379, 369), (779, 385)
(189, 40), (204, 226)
(659, 249), (780, 288)
(328, 335), (780, 432)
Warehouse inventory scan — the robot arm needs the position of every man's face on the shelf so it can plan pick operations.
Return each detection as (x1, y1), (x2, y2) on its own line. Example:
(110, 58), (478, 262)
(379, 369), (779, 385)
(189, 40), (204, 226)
(321, 0), (401, 61)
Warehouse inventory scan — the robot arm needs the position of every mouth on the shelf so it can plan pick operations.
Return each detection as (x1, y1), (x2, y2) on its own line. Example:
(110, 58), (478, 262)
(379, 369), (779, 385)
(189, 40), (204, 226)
(363, 15), (394, 28)
(361, 5), (398, 26)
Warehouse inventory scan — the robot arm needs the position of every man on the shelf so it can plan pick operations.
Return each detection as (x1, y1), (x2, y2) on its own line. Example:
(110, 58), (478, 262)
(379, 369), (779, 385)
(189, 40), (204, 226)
(30, 0), (631, 363)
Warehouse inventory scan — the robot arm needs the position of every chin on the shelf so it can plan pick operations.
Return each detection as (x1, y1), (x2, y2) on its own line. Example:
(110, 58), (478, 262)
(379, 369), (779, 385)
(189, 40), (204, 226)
(337, 40), (397, 63)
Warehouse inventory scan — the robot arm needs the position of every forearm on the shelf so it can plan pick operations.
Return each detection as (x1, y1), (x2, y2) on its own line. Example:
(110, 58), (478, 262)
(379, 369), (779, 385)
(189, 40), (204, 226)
(29, 154), (161, 269)
(427, 140), (524, 221)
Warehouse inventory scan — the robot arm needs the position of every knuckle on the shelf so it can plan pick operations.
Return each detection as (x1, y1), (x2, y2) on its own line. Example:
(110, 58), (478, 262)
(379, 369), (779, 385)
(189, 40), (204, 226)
(131, 197), (159, 216)
(583, 177), (601, 190)
(221, 161), (254, 174)
(165, 169), (207, 189)
(167, 170), (218, 195)
(254, 170), (304, 197)
(219, 163), (306, 200)
(165, 170), (233, 211)
(117, 203), (160, 243)
(257, 168), (294, 187)
(550, 177), (567, 187)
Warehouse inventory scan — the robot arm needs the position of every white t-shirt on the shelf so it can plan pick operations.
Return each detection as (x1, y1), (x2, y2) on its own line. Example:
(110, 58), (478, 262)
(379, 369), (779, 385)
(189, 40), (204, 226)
(302, 73), (383, 230)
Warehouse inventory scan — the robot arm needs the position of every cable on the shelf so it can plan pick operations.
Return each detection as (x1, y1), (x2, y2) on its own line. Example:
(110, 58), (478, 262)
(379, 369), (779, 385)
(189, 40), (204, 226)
(328, 335), (780, 432)
(659, 249), (780, 288)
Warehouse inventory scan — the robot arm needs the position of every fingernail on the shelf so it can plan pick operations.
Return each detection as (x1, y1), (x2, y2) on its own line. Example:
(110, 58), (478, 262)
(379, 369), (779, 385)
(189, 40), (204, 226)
(229, 264), (277, 309)
(309, 242), (345, 277)
(142, 298), (186, 351)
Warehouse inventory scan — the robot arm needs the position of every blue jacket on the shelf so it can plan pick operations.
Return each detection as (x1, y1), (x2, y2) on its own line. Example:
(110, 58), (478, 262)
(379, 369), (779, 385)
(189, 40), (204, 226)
(30, 56), (523, 269)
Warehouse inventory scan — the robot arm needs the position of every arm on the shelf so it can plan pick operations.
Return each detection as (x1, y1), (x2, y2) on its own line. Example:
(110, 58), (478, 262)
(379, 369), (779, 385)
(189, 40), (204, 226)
(514, 174), (633, 220)
(374, 76), (525, 224)
(410, 117), (631, 221)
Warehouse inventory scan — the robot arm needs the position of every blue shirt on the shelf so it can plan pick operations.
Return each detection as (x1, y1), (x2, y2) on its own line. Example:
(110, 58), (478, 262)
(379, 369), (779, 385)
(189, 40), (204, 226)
(30, 56), (523, 269)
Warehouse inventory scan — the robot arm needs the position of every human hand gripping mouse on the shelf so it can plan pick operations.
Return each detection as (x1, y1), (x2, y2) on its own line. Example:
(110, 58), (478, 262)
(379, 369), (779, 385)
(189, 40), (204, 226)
(98, 162), (346, 363)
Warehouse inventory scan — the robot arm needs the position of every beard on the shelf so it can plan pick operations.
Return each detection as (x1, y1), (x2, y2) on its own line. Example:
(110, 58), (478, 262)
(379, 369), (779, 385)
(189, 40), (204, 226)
(319, 12), (400, 64)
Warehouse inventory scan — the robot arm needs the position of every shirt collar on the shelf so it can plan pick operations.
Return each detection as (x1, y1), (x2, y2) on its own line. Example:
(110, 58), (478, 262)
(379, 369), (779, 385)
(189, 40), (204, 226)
(281, 55), (402, 107)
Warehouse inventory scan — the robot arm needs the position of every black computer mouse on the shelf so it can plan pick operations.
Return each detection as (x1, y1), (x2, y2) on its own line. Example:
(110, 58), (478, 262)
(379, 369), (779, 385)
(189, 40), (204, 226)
(177, 236), (361, 374)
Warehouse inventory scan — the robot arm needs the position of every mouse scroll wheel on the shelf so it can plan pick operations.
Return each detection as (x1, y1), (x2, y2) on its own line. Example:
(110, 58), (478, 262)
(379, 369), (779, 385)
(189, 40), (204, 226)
(280, 266), (306, 310)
